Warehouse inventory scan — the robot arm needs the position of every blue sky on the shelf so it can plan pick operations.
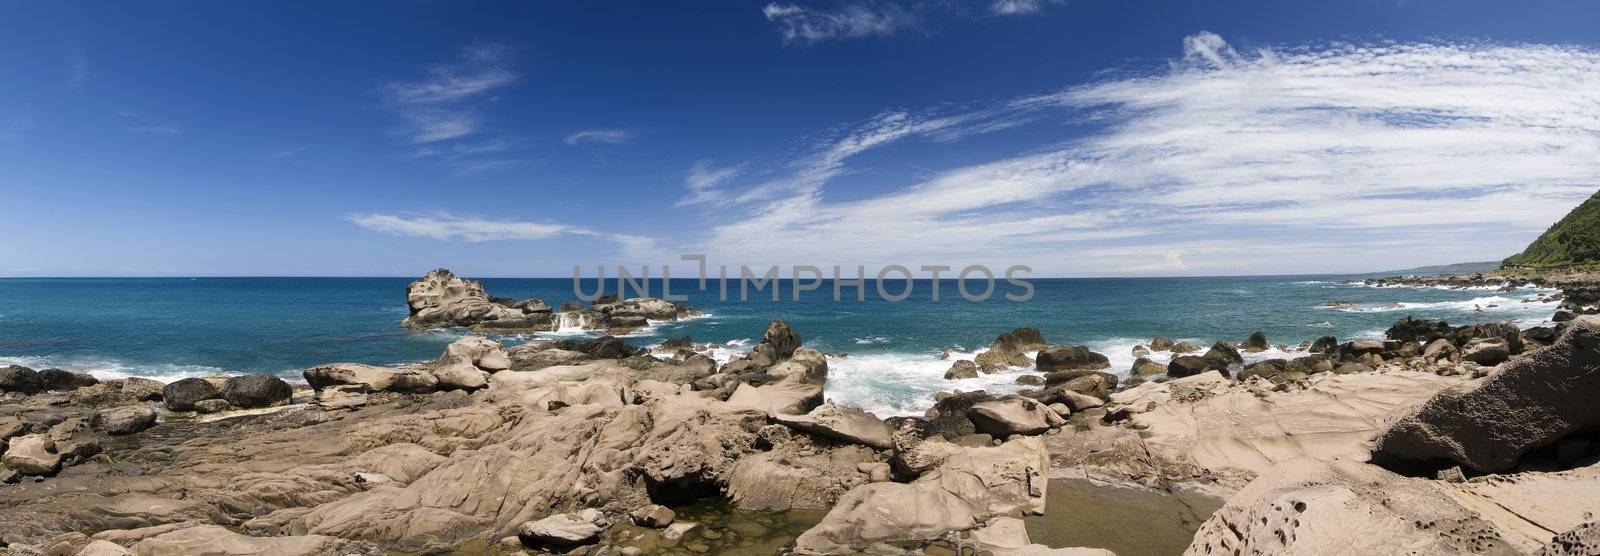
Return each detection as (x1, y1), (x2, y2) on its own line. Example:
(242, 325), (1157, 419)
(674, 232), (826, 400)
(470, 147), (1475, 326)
(4, 1), (1600, 277)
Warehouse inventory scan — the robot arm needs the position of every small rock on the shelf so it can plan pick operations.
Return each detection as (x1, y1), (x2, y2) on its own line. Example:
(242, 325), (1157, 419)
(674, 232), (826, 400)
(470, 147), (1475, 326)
(193, 399), (232, 414)
(629, 504), (675, 528)
(518, 508), (610, 550)
(97, 405), (157, 435)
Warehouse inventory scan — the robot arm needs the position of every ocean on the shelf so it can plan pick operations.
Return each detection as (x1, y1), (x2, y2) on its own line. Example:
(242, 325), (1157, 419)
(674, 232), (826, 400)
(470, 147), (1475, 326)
(0, 275), (1560, 416)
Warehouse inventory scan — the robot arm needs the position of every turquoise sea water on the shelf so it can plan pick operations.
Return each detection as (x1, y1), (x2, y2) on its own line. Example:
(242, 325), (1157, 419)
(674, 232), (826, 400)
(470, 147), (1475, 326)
(0, 276), (1560, 415)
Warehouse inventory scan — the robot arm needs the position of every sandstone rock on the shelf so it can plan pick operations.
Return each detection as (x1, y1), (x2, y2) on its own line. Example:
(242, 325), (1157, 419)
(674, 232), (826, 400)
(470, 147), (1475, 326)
(629, 504), (675, 528)
(1170, 341), (1201, 354)
(1057, 390), (1104, 412)
(315, 386), (368, 409)
(303, 363), (438, 393)
(974, 348), (1030, 373)
(98, 405), (157, 435)
(772, 402), (894, 449)
(436, 336), (511, 372)
(401, 268), (525, 329)
(162, 378), (220, 411)
(1542, 522), (1600, 556)
(597, 297), (701, 321)
(726, 382), (823, 416)
(221, 374), (292, 408)
(968, 398), (1065, 437)
(3, 433), (59, 475)
(1149, 337), (1175, 351)
(1034, 345), (1110, 372)
(1186, 459), (1518, 555)
(518, 508), (610, 550)
(993, 327), (1047, 352)
(768, 347), (829, 385)
(792, 436), (1047, 553)
(128, 524), (353, 555)
(1339, 339), (1386, 360)
(1203, 342), (1243, 365)
(922, 391), (994, 439)
(77, 540), (132, 556)
(1373, 315), (1600, 473)
(430, 361), (488, 391)
(944, 360), (978, 380)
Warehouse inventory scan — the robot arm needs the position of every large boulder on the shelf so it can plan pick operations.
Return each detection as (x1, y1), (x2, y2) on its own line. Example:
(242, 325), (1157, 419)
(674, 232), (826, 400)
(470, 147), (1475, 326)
(401, 268), (526, 329)
(1034, 346), (1110, 372)
(993, 327), (1047, 352)
(968, 398), (1065, 437)
(517, 509), (610, 550)
(303, 363), (438, 393)
(128, 524), (354, 555)
(1241, 331), (1269, 352)
(162, 378), (221, 411)
(1372, 315), (1600, 473)
(436, 336), (511, 371)
(1167, 355), (1223, 378)
(0, 365), (42, 394)
(772, 402), (894, 449)
(220, 374), (292, 408)
(38, 368), (98, 391)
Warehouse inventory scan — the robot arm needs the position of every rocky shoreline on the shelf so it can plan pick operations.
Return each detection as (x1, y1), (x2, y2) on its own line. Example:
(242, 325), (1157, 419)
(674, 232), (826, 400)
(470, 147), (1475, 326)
(0, 269), (1598, 554)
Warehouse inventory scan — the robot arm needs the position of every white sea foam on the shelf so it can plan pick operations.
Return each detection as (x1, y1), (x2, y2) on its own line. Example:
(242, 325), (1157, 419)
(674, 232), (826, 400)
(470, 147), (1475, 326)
(0, 355), (232, 383)
(823, 350), (1035, 418)
(854, 336), (892, 345)
(1321, 294), (1559, 314)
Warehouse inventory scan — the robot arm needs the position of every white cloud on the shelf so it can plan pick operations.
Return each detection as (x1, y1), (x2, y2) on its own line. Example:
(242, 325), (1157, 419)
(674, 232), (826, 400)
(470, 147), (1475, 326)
(677, 161), (747, 207)
(564, 128), (635, 146)
(989, 0), (1049, 15)
(116, 110), (182, 136)
(347, 213), (586, 242)
(685, 32), (1600, 275)
(763, 2), (915, 44)
(268, 146), (306, 159)
(381, 44), (515, 144)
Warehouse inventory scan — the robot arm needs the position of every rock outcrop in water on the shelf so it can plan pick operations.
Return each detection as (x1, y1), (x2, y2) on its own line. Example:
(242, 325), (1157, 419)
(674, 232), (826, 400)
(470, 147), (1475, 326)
(401, 268), (702, 335)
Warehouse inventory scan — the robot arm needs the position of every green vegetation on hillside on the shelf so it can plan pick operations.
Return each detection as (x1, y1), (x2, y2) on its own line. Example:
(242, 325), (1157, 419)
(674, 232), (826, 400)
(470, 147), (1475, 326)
(1503, 190), (1600, 269)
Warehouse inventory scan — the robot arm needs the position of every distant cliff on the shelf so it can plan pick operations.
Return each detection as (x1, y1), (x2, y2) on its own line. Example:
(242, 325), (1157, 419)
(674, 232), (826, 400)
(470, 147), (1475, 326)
(1504, 190), (1600, 269)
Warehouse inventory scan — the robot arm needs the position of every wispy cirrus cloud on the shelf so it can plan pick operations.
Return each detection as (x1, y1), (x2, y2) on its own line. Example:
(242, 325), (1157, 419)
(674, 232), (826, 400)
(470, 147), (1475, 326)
(677, 161), (747, 207)
(988, 0), (1054, 15)
(687, 32), (1600, 274)
(762, 2), (917, 44)
(381, 44), (515, 144)
(268, 146), (306, 159)
(347, 213), (586, 242)
(564, 128), (635, 146)
(116, 110), (181, 136)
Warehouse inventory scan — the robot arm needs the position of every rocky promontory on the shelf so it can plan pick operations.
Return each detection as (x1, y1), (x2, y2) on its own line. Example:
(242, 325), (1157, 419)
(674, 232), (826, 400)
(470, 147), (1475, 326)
(403, 268), (702, 336)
